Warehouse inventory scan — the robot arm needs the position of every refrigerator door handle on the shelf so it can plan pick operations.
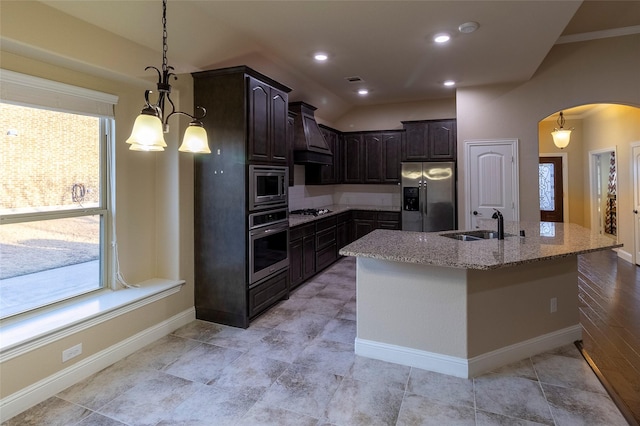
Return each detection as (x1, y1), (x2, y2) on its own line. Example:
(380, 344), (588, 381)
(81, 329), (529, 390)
(422, 183), (427, 215)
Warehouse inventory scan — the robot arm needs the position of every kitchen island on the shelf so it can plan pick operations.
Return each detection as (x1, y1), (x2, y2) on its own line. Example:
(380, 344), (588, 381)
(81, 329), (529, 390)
(339, 221), (622, 378)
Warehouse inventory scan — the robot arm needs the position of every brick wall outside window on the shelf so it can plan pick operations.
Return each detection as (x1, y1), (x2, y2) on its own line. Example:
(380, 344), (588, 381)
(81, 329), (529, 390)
(0, 103), (100, 212)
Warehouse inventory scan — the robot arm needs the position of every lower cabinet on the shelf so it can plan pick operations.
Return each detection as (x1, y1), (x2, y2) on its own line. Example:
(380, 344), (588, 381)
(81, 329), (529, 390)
(290, 209), (398, 288)
(316, 216), (338, 272)
(352, 210), (400, 239)
(336, 212), (353, 250)
(248, 269), (289, 319)
(289, 223), (315, 289)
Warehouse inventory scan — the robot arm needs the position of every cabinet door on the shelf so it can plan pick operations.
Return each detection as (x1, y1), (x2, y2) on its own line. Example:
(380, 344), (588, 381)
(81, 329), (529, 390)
(270, 88), (289, 164)
(402, 122), (428, 161)
(428, 120), (456, 160)
(353, 219), (375, 239)
(289, 238), (304, 289)
(248, 270), (289, 318)
(383, 131), (402, 183)
(364, 133), (383, 183)
(302, 235), (316, 279)
(344, 134), (364, 183)
(287, 112), (295, 186)
(320, 127), (338, 184)
(247, 77), (270, 163)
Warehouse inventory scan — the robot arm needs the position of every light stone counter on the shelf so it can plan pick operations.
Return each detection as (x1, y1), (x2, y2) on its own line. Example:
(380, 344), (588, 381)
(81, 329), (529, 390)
(339, 221), (621, 270)
(289, 204), (400, 228)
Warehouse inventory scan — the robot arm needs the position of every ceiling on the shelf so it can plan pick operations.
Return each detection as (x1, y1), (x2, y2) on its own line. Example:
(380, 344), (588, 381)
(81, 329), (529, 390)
(30, 1), (640, 120)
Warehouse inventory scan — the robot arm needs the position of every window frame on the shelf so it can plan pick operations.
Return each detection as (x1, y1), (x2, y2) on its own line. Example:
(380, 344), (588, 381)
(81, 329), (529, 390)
(0, 70), (118, 318)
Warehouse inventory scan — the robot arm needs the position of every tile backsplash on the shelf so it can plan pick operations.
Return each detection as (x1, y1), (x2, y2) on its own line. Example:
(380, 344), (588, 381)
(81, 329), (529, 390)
(289, 165), (401, 210)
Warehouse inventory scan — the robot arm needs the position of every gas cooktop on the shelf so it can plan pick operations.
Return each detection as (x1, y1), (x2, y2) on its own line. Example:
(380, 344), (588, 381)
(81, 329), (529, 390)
(290, 208), (332, 216)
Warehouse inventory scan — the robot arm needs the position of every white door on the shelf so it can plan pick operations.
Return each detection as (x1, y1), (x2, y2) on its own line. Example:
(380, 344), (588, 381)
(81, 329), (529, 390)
(633, 143), (640, 265)
(465, 140), (519, 229)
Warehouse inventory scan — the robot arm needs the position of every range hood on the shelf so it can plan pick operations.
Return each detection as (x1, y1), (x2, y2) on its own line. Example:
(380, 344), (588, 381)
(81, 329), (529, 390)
(289, 101), (333, 165)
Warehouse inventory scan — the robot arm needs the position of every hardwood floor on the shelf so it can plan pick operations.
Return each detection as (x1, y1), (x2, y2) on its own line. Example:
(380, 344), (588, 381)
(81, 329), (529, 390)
(578, 249), (640, 425)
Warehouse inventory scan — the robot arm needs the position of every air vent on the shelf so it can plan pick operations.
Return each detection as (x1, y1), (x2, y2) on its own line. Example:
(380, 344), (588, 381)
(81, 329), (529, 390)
(345, 76), (364, 83)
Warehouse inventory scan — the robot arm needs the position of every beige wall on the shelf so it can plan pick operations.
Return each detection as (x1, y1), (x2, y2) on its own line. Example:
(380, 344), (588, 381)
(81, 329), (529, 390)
(457, 34), (640, 260)
(0, 51), (195, 400)
(330, 98), (456, 132)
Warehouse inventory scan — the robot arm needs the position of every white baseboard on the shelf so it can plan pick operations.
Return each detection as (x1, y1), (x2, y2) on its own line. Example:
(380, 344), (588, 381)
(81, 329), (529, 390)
(614, 248), (633, 264)
(355, 324), (582, 379)
(0, 307), (195, 422)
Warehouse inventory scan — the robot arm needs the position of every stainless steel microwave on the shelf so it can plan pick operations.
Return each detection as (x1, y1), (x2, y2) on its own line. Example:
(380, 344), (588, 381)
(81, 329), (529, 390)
(248, 165), (288, 211)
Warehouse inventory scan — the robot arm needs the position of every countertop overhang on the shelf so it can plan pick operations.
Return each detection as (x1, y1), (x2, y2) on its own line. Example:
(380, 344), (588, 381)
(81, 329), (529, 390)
(339, 221), (622, 270)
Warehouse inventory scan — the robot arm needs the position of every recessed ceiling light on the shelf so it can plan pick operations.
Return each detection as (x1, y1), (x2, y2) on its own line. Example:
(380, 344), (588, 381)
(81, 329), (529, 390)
(443, 80), (456, 87)
(358, 89), (369, 95)
(458, 21), (479, 34)
(433, 33), (451, 43)
(314, 53), (328, 61)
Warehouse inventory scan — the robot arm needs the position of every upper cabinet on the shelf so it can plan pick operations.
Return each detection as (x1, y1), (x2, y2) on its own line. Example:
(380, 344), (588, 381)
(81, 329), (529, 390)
(345, 130), (404, 184)
(343, 133), (364, 184)
(247, 76), (289, 165)
(402, 119), (456, 162)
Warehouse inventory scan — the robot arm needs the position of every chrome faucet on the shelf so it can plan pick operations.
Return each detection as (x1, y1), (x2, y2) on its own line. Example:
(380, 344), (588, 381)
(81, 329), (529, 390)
(492, 209), (504, 240)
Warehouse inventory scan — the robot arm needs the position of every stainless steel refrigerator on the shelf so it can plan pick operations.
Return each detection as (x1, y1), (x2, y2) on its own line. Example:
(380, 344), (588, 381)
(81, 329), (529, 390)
(401, 162), (456, 232)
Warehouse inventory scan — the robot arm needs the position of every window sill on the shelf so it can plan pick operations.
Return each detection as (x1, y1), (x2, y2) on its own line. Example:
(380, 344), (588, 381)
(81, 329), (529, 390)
(0, 278), (184, 362)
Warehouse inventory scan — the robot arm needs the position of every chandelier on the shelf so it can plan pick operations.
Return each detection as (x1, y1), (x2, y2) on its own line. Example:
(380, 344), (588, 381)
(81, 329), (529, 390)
(126, 0), (210, 153)
(551, 111), (572, 149)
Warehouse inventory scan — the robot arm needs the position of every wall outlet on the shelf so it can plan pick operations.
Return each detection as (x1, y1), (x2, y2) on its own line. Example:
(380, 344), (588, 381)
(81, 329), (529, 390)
(62, 343), (82, 362)
(550, 297), (558, 313)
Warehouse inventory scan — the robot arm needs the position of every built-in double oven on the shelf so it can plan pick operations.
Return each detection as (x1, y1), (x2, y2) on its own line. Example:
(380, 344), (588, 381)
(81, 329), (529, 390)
(247, 165), (289, 287)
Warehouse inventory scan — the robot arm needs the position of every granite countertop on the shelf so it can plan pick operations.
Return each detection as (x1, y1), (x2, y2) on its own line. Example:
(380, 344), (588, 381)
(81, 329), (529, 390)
(289, 205), (401, 227)
(338, 220), (622, 270)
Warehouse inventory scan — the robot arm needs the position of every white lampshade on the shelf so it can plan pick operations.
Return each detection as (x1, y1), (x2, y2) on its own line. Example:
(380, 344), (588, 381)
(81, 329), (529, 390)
(178, 124), (211, 153)
(126, 113), (167, 151)
(128, 142), (165, 152)
(551, 129), (571, 149)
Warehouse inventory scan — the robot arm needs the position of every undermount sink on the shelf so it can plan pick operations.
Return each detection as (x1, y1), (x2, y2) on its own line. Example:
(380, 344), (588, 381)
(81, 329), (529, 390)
(440, 230), (511, 241)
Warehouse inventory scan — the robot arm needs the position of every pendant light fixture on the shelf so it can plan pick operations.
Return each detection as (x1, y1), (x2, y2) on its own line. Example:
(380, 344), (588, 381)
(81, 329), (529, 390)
(551, 111), (572, 149)
(126, 0), (210, 153)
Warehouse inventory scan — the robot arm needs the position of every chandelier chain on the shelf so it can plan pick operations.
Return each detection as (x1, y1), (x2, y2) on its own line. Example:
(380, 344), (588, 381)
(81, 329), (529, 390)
(162, 0), (168, 73)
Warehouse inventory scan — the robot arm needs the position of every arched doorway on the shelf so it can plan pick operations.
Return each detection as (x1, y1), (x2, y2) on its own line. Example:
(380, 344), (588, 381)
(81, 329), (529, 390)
(538, 103), (640, 265)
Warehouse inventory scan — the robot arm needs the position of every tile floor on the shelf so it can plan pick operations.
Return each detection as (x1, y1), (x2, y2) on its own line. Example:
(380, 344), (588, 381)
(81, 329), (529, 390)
(4, 257), (629, 426)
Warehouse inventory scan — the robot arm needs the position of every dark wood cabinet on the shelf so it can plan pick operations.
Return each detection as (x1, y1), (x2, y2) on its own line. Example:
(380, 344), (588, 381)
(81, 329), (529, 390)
(352, 210), (400, 239)
(383, 132), (402, 183)
(336, 212), (352, 250)
(376, 211), (401, 230)
(343, 133), (364, 183)
(291, 209), (397, 287)
(289, 223), (315, 290)
(287, 111), (296, 186)
(364, 133), (384, 183)
(352, 210), (376, 239)
(402, 119), (456, 162)
(344, 130), (403, 184)
(192, 66), (292, 328)
(428, 120), (456, 160)
(305, 124), (342, 185)
(249, 270), (289, 318)
(247, 77), (289, 165)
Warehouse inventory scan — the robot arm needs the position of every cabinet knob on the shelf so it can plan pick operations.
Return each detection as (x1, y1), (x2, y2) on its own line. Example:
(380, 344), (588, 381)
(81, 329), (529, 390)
(634, 210), (638, 214)
(473, 211), (478, 215)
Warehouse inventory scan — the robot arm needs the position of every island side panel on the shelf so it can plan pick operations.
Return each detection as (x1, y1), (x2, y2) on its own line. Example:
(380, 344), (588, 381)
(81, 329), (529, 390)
(467, 256), (580, 359)
(356, 257), (468, 358)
